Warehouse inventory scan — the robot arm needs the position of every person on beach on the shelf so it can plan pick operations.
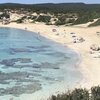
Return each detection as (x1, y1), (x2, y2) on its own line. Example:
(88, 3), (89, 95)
(37, 32), (41, 41)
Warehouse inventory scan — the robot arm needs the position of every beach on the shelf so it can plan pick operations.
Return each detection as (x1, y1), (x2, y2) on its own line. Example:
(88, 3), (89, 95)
(0, 22), (100, 99)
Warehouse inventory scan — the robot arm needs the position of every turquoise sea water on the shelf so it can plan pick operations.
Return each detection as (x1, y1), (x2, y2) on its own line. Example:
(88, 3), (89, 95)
(0, 27), (82, 100)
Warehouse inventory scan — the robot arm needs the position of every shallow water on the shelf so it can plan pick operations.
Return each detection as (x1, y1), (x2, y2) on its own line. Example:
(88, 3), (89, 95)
(0, 27), (82, 100)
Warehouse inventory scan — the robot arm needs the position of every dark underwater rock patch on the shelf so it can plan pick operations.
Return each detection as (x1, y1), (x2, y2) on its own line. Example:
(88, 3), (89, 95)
(44, 52), (67, 58)
(33, 49), (48, 53)
(27, 45), (50, 49)
(0, 83), (41, 96)
(40, 62), (60, 69)
(26, 45), (51, 53)
(13, 64), (34, 68)
(9, 48), (33, 53)
(0, 71), (42, 96)
(32, 62), (60, 69)
(0, 60), (60, 70)
(0, 58), (61, 97)
(0, 58), (32, 66)
(0, 59), (16, 66)
(32, 64), (41, 68)
(0, 71), (41, 85)
(43, 76), (56, 81)
(18, 58), (32, 63)
(0, 80), (10, 84)
(0, 71), (30, 81)
(13, 62), (60, 69)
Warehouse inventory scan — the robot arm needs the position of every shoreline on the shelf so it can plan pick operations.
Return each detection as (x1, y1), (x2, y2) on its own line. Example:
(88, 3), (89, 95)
(0, 23), (98, 85)
(0, 22), (100, 99)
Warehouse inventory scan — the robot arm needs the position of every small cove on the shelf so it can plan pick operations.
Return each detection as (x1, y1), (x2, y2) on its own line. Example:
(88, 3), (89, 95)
(0, 27), (82, 100)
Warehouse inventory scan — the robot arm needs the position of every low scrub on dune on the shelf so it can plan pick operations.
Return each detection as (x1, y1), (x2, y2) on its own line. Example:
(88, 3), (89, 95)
(88, 19), (100, 27)
(36, 15), (51, 22)
(49, 86), (100, 100)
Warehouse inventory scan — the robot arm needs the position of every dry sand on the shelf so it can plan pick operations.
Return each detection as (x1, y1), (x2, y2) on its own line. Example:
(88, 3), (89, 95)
(0, 22), (100, 99)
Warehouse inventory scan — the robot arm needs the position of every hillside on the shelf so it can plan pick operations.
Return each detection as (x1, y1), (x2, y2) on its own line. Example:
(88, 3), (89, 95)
(0, 3), (100, 14)
(0, 3), (100, 26)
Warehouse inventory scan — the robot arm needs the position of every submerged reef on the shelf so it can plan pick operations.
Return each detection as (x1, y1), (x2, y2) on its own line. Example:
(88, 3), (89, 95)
(0, 83), (41, 96)
(0, 71), (41, 96)
(0, 57), (63, 96)
(0, 58), (32, 66)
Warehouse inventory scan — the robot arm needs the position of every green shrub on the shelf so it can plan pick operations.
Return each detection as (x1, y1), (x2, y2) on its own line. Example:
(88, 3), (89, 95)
(49, 88), (89, 100)
(50, 92), (72, 100)
(58, 16), (66, 22)
(55, 20), (64, 25)
(21, 16), (27, 20)
(67, 19), (75, 23)
(55, 16), (66, 25)
(16, 19), (23, 23)
(88, 19), (100, 27)
(71, 89), (89, 100)
(36, 15), (51, 22)
(46, 22), (52, 25)
(91, 86), (100, 100)
(1, 13), (10, 18)
(54, 18), (57, 21)
(73, 16), (90, 25)
(31, 16), (37, 20)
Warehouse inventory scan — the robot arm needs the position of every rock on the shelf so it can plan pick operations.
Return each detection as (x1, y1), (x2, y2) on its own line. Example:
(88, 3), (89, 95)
(10, 48), (32, 53)
(19, 58), (32, 63)
(0, 59), (15, 66)
(0, 83), (41, 96)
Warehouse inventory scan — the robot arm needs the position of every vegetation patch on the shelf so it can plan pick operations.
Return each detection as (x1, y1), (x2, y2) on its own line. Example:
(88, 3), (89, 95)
(49, 86), (100, 100)
(88, 19), (100, 27)
(16, 19), (23, 23)
(36, 15), (51, 22)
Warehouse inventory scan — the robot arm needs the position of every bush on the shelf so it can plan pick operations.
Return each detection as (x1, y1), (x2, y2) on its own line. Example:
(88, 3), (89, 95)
(36, 15), (51, 22)
(46, 22), (52, 25)
(55, 20), (66, 25)
(71, 89), (89, 100)
(50, 92), (72, 100)
(16, 19), (23, 23)
(21, 16), (27, 20)
(31, 16), (37, 20)
(1, 13), (10, 19)
(67, 19), (75, 23)
(58, 16), (66, 22)
(55, 16), (66, 25)
(54, 18), (57, 21)
(49, 88), (89, 100)
(88, 19), (100, 27)
(73, 16), (90, 25)
(49, 86), (100, 100)
(91, 86), (100, 100)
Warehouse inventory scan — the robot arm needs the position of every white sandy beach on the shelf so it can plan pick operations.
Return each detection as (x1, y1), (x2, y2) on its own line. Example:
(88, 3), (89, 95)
(0, 22), (100, 99)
